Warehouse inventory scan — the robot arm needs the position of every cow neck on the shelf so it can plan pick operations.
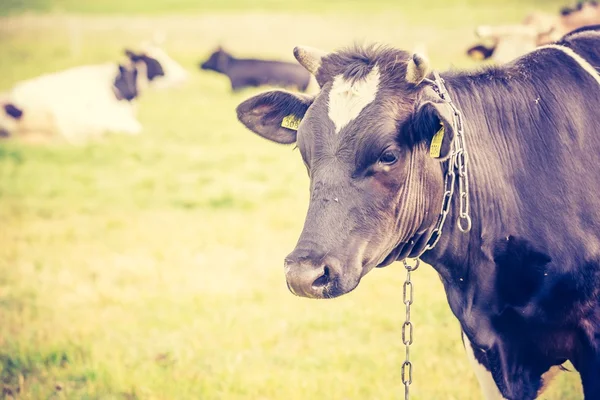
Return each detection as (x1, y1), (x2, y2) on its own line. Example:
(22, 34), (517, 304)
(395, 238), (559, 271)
(411, 71), (472, 263)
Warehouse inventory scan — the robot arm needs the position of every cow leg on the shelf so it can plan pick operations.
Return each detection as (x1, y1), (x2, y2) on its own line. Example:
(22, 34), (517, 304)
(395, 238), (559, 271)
(462, 332), (507, 400)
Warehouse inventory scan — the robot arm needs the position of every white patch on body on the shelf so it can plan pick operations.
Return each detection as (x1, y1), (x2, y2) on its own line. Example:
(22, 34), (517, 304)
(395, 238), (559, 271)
(327, 65), (380, 133)
(463, 333), (507, 400)
(536, 44), (600, 87)
(7, 63), (142, 143)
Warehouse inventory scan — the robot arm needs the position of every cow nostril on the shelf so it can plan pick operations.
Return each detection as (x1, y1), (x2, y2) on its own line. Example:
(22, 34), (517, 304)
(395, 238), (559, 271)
(312, 265), (331, 288)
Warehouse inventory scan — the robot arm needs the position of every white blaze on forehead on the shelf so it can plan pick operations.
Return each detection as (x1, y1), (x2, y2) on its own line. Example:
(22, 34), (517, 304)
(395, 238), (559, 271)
(327, 65), (380, 133)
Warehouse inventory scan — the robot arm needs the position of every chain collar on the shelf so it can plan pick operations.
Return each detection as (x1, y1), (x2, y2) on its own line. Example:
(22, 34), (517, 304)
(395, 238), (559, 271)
(418, 71), (472, 257)
(401, 71), (472, 400)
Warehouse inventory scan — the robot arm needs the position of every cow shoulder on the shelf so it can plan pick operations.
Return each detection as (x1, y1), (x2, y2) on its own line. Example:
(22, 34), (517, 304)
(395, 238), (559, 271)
(493, 235), (551, 308)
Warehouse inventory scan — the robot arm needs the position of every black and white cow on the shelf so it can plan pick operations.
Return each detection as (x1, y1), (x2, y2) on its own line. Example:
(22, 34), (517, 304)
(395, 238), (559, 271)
(125, 43), (189, 89)
(235, 28), (600, 400)
(125, 49), (165, 86)
(0, 62), (141, 142)
(200, 47), (313, 92)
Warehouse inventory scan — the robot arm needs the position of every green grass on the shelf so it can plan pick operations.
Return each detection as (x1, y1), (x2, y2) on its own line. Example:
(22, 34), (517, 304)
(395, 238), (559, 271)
(0, 1), (586, 399)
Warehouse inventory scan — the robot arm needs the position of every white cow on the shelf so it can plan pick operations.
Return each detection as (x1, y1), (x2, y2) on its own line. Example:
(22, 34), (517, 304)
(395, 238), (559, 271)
(0, 62), (142, 143)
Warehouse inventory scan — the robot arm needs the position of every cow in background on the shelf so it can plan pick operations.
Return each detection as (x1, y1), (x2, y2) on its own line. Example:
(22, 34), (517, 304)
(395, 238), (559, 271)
(126, 40), (189, 90)
(125, 49), (165, 90)
(199, 47), (313, 92)
(467, 0), (600, 63)
(0, 62), (142, 143)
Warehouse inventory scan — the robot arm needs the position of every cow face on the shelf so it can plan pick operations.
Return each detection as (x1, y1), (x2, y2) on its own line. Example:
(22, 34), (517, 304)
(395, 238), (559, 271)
(125, 50), (165, 81)
(200, 47), (230, 73)
(113, 64), (138, 101)
(237, 45), (455, 298)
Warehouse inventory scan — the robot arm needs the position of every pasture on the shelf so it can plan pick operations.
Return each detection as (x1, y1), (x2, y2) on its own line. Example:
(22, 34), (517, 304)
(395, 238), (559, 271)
(0, 0), (585, 398)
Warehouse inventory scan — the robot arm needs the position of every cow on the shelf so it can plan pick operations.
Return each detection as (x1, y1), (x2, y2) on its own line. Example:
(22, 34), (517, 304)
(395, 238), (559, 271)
(467, 0), (600, 63)
(125, 42), (189, 90)
(199, 47), (313, 92)
(235, 28), (600, 400)
(470, 23), (542, 64)
(125, 49), (165, 89)
(0, 62), (141, 143)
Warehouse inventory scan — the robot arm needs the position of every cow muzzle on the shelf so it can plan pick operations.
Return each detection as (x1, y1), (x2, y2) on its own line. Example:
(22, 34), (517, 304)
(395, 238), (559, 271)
(284, 251), (346, 299)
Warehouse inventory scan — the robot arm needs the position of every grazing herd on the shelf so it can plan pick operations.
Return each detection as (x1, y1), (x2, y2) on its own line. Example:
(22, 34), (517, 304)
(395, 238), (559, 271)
(0, 42), (316, 143)
(2, 1), (596, 145)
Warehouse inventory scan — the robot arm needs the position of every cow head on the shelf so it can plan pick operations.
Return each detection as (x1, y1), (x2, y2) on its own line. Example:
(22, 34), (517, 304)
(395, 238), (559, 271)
(236, 45), (455, 298)
(113, 64), (139, 101)
(125, 49), (165, 82)
(200, 47), (231, 73)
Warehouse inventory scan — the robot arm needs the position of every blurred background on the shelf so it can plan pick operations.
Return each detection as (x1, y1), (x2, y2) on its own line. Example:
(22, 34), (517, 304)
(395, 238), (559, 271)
(0, 0), (586, 398)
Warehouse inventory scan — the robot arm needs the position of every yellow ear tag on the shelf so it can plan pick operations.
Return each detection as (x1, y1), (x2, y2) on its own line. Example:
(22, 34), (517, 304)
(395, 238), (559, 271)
(281, 114), (302, 131)
(430, 123), (445, 158)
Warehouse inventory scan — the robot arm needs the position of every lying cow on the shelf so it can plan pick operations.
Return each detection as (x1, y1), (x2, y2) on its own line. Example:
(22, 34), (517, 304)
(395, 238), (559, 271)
(0, 62), (141, 143)
(467, 0), (600, 63)
(199, 47), (312, 92)
(236, 28), (600, 400)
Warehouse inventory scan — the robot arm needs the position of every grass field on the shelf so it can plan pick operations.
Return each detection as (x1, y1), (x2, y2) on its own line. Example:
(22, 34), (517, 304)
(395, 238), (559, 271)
(0, 0), (586, 398)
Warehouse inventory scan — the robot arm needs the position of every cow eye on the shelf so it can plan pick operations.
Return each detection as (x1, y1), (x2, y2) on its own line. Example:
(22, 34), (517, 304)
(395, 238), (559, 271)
(378, 150), (398, 165)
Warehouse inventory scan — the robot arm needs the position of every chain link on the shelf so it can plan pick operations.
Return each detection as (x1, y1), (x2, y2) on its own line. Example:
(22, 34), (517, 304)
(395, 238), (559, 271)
(402, 258), (419, 399)
(449, 103), (471, 233)
(401, 71), (472, 400)
(421, 71), (472, 249)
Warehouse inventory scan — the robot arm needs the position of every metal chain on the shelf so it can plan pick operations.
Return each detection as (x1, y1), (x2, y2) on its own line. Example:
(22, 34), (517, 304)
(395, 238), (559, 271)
(446, 95), (471, 233)
(401, 71), (472, 400)
(422, 149), (457, 252)
(401, 258), (419, 399)
(422, 71), (472, 246)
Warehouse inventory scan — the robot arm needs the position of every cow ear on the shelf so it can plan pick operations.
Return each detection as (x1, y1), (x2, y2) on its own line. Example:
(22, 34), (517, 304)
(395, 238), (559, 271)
(236, 90), (314, 144)
(413, 97), (456, 160)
